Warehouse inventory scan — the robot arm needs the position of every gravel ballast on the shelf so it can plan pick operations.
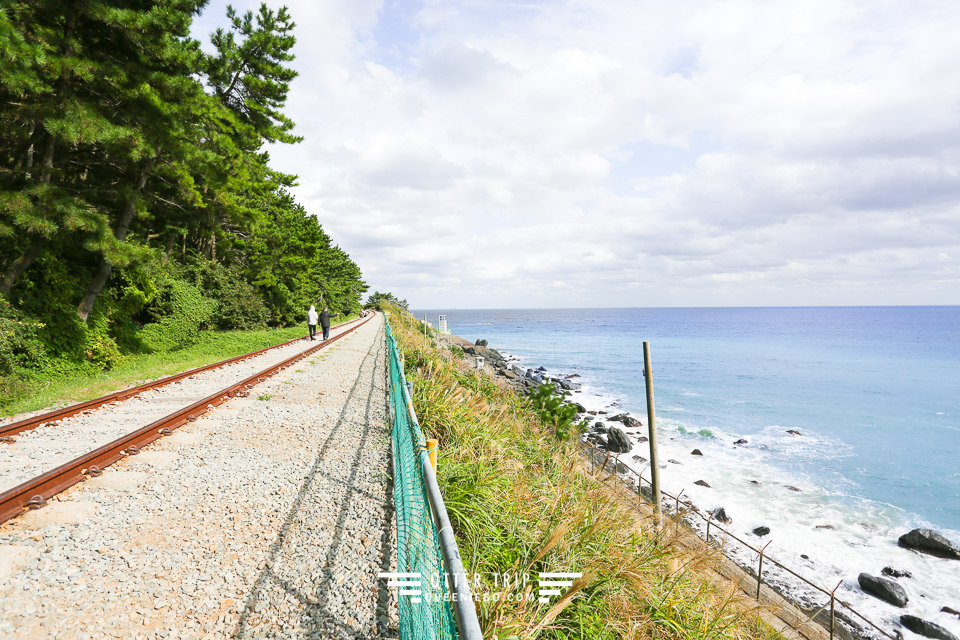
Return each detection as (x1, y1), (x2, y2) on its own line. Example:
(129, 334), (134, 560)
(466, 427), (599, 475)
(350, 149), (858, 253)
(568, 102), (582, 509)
(0, 313), (397, 639)
(0, 321), (360, 493)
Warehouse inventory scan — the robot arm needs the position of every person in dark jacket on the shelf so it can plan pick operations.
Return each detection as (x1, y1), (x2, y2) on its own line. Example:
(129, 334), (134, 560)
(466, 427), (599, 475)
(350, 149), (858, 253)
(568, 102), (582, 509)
(320, 306), (331, 340)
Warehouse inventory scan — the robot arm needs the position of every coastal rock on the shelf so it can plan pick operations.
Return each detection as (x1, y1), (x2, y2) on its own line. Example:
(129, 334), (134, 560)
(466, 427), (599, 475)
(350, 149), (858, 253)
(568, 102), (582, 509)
(610, 414), (642, 428)
(900, 615), (959, 640)
(750, 480), (761, 485)
(475, 339), (488, 347)
(786, 486), (802, 492)
(668, 459), (681, 465)
(593, 424), (609, 434)
(898, 529), (960, 560)
(734, 438), (748, 445)
(858, 573), (908, 608)
(694, 480), (711, 488)
(712, 507), (732, 524)
(786, 429), (802, 436)
(572, 402), (587, 413)
(501, 369), (519, 381)
(691, 449), (703, 456)
(939, 606), (959, 617)
(463, 345), (504, 364)
(882, 567), (913, 579)
(566, 374), (581, 379)
(558, 379), (582, 391)
(605, 427), (631, 453)
(637, 436), (648, 443)
(753, 526), (771, 537)
(816, 525), (835, 530)
(587, 411), (597, 416)
(632, 455), (646, 463)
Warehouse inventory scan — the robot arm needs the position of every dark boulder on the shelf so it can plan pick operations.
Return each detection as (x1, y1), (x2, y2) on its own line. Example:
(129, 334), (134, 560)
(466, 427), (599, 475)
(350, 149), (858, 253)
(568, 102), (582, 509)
(753, 526), (771, 537)
(572, 402), (587, 413)
(786, 429), (802, 436)
(610, 413), (642, 428)
(691, 449), (703, 456)
(786, 486), (802, 492)
(712, 507), (732, 524)
(668, 459), (682, 465)
(558, 379), (582, 391)
(587, 411), (597, 416)
(463, 345), (504, 363)
(637, 436), (648, 443)
(898, 529), (960, 560)
(940, 606), (959, 617)
(734, 438), (748, 445)
(593, 423), (609, 434)
(882, 567), (913, 579)
(750, 480), (761, 485)
(858, 573), (908, 608)
(631, 455), (646, 463)
(900, 615), (959, 640)
(816, 525), (835, 530)
(694, 480), (711, 488)
(605, 427), (631, 453)
(475, 339), (488, 347)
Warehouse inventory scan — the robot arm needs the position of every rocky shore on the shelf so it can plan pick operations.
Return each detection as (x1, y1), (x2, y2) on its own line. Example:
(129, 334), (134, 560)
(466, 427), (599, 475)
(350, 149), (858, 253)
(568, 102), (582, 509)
(438, 330), (960, 640)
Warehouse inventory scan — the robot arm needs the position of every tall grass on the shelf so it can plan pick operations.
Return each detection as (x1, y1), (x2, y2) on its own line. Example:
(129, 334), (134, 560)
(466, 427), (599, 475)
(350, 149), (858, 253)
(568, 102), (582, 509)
(388, 307), (782, 640)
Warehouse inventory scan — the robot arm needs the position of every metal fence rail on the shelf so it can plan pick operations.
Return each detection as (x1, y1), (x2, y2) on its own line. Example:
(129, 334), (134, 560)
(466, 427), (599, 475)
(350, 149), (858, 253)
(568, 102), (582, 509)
(385, 318), (483, 640)
(584, 445), (896, 640)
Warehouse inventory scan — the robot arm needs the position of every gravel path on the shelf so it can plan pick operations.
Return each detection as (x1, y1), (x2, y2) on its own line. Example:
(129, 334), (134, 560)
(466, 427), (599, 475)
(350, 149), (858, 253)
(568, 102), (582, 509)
(0, 320), (361, 493)
(0, 313), (398, 640)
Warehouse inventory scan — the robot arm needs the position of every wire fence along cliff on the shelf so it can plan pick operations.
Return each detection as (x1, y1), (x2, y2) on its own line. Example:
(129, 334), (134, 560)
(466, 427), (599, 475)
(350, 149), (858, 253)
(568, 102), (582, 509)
(385, 318), (482, 640)
(583, 446), (898, 640)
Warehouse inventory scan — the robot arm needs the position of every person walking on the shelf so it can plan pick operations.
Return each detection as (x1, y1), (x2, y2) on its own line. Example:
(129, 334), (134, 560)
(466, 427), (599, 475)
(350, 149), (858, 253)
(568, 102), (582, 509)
(320, 306), (331, 340)
(307, 305), (318, 341)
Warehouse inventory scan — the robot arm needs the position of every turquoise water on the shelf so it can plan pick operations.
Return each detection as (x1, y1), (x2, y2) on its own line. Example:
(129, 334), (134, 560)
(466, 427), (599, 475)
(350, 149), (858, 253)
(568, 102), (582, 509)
(415, 306), (960, 634)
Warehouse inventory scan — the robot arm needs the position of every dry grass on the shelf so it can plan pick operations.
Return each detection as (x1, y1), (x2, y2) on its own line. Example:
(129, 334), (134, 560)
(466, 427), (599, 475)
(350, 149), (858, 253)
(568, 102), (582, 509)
(388, 308), (785, 640)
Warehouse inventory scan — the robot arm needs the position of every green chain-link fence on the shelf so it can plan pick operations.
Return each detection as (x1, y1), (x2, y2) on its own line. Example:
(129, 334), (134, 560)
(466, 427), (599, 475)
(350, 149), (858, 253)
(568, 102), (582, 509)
(385, 319), (469, 640)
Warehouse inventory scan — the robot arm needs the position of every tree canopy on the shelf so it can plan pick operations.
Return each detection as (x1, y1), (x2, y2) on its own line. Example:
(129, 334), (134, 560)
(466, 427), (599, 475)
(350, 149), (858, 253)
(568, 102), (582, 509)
(0, 1), (367, 377)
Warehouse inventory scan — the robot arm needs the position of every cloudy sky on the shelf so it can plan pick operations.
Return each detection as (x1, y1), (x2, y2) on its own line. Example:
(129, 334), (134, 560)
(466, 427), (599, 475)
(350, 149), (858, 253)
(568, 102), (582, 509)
(193, 0), (960, 308)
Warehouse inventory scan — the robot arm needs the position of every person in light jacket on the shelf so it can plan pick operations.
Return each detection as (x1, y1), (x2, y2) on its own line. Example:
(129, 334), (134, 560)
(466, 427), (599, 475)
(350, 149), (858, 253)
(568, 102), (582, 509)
(307, 305), (318, 341)
(320, 306), (331, 340)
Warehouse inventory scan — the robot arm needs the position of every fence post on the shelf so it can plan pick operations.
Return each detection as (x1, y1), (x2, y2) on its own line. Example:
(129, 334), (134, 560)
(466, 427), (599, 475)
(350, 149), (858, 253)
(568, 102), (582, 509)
(829, 580), (842, 640)
(643, 342), (662, 524)
(757, 541), (772, 600)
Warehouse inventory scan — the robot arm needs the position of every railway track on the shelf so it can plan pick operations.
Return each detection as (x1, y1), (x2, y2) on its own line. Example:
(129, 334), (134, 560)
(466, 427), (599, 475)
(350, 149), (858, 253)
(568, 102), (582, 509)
(0, 312), (375, 526)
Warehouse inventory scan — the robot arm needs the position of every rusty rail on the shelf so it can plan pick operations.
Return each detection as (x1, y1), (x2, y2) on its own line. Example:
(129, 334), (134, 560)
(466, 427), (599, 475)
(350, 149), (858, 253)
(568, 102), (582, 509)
(0, 312), (375, 526)
(0, 316), (365, 439)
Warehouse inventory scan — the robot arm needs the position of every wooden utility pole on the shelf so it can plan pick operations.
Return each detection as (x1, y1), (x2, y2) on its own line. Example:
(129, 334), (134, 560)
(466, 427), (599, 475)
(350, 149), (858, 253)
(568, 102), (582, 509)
(643, 341), (662, 524)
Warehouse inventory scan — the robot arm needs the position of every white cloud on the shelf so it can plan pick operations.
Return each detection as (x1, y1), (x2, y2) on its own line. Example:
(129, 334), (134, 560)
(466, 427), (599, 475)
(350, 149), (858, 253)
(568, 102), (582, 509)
(193, 0), (960, 307)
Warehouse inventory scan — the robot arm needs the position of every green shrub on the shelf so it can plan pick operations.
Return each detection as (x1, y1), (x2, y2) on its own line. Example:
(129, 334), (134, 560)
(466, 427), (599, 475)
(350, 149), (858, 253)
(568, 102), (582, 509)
(138, 279), (217, 352)
(527, 382), (582, 440)
(186, 259), (268, 330)
(0, 296), (47, 376)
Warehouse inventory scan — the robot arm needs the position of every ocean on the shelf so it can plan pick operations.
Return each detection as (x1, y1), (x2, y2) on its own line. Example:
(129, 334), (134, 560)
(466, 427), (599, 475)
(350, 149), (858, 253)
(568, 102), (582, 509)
(412, 306), (960, 638)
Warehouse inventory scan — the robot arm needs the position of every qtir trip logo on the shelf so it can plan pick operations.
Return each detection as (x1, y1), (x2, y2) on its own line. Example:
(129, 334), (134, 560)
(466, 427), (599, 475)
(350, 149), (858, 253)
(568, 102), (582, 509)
(378, 572), (422, 603)
(537, 572), (582, 603)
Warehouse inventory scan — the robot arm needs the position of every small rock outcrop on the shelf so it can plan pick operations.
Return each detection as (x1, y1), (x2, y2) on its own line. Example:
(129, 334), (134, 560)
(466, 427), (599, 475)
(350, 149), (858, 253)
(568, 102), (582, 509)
(609, 413), (642, 428)
(882, 567), (913, 579)
(605, 427), (631, 453)
(900, 615), (959, 640)
(694, 480), (711, 488)
(691, 449), (703, 456)
(898, 529), (960, 560)
(940, 606), (959, 617)
(475, 339), (488, 347)
(712, 507), (732, 524)
(858, 573), (908, 608)
(753, 526), (770, 537)
(786, 429), (802, 436)
(734, 438), (748, 445)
